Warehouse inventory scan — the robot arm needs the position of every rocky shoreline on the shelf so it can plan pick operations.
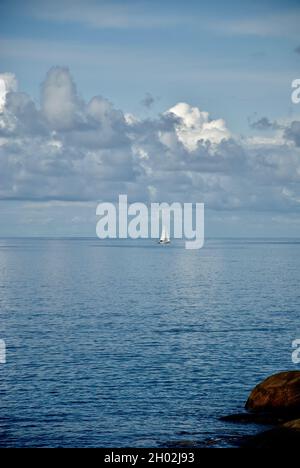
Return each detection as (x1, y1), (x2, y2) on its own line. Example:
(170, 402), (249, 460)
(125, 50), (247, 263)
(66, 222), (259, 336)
(221, 371), (300, 448)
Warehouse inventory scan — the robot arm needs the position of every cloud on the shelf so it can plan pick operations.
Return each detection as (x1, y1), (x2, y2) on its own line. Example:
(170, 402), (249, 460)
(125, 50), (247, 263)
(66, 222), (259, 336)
(0, 67), (300, 216)
(0, 73), (18, 112)
(284, 121), (300, 147)
(0, 67), (140, 201)
(141, 93), (155, 109)
(165, 102), (230, 150)
(214, 10), (300, 39)
(27, 0), (185, 30)
(19, 1), (300, 41)
(295, 46), (300, 54)
(41, 67), (83, 130)
(249, 117), (280, 131)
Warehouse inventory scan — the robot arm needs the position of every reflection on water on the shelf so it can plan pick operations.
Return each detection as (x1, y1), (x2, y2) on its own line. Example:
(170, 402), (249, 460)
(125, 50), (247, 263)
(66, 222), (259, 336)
(0, 238), (299, 447)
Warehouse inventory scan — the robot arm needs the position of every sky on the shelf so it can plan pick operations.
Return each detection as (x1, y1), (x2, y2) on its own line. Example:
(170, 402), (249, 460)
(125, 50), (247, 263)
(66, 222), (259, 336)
(0, 0), (300, 237)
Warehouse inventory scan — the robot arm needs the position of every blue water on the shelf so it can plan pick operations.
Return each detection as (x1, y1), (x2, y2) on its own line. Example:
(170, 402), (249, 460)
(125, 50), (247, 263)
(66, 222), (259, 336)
(0, 238), (299, 448)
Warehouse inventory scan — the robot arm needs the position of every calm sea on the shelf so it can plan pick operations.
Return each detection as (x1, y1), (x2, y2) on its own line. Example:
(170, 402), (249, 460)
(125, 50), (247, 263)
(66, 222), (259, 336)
(0, 238), (299, 447)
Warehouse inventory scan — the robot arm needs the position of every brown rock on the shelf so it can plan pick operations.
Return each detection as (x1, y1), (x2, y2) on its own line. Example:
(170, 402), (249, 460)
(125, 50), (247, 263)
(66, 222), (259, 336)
(282, 418), (300, 431)
(245, 371), (300, 415)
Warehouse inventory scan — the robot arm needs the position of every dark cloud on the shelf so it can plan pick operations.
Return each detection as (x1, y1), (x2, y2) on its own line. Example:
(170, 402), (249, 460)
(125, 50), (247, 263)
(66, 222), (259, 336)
(248, 116), (280, 131)
(295, 46), (300, 54)
(141, 92), (155, 109)
(284, 120), (300, 147)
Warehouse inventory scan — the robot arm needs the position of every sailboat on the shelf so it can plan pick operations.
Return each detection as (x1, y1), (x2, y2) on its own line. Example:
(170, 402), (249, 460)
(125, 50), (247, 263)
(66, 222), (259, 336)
(158, 225), (170, 244)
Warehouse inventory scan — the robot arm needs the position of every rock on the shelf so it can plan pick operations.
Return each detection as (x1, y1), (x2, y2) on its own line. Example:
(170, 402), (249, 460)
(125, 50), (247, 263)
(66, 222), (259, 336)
(220, 412), (286, 425)
(241, 419), (300, 449)
(245, 371), (300, 415)
(282, 418), (300, 431)
(220, 372), (300, 447)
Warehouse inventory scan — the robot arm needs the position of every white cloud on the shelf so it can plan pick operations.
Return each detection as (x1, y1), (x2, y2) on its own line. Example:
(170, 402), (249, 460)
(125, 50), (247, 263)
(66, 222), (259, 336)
(41, 67), (81, 130)
(0, 73), (18, 112)
(165, 102), (230, 151)
(0, 67), (300, 216)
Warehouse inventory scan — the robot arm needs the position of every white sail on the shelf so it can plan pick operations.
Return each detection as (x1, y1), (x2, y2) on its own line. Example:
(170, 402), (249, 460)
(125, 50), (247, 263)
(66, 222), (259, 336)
(160, 225), (170, 243)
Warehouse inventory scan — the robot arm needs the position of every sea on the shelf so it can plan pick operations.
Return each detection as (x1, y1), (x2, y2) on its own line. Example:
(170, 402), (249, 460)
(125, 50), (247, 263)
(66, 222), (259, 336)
(0, 237), (299, 448)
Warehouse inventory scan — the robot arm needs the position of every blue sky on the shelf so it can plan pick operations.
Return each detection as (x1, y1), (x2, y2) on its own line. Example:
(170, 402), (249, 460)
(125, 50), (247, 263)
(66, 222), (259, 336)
(1, 0), (300, 130)
(0, 0), (300, 237)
